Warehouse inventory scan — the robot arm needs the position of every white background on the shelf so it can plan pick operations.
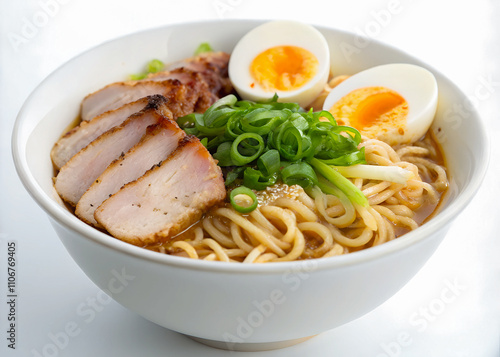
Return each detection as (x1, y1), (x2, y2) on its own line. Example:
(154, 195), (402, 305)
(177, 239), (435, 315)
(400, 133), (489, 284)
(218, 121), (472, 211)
(1, 0), (499, 356)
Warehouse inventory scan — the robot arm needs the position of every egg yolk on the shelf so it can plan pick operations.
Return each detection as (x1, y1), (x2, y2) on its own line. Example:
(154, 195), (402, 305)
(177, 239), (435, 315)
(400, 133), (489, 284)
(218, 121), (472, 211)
(250, 45), (318, 92)
(328, 87), (408, 141)
(352, 91), (406, 130)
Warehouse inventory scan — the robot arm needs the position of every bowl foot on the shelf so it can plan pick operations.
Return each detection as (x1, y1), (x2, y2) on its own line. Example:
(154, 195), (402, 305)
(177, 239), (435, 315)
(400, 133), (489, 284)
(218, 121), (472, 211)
(188, 335), (316, 351)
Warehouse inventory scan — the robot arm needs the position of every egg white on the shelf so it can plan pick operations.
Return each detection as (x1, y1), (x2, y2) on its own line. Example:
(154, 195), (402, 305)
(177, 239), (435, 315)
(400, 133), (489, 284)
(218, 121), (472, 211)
(229, 20), (330, 108)
(322, 63), (438, 145)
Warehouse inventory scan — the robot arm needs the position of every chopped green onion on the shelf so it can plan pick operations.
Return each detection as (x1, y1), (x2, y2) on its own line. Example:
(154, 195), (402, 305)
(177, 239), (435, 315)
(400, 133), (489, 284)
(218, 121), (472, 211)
(194, 42), (213, 55)
(229, 186), (258, 213)
(273, 122), (304, 161)
(129, 73), (147, 81)
(212, 142), (234, 166)
(281, 162), (318, 190)
(314, 176), (345, 198)
(177, 113), (198, 128)
(311, 179), (353, 214)
(146, 59), (165, 73)
(319, 148), (366, 166)
(335, 164), (413, 184)
(129, 59), (165, 80)
(230, 133), (265, 166)
(257, 149), (280, 177)
(179, 93), (368, 209)
(243, 168), (278, 190)
(240, 108), (286, 135)
(310, 157), (368, 207)
(225, 167), (245, 186)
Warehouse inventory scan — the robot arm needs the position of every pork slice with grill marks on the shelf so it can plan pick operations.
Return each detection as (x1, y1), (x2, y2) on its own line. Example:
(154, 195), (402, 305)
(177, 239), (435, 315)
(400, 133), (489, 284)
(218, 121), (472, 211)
(81, 71), (199, 122)
(153, 51), (233, 100)
(80, 52), (231, 122)
(94, 136), (226, 246)
(55, 98), (173, 206)
(51, 95), (163, 170)
(75, 119), (185, 228)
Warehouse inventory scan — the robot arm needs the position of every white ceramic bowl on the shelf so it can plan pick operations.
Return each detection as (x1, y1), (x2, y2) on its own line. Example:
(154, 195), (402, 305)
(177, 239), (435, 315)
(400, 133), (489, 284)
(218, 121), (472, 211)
(12, 20), (488, 351)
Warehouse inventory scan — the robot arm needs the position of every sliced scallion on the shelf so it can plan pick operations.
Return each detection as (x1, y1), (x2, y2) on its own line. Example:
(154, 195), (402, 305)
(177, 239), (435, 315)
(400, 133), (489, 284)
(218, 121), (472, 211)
(129, 59), (165, 80)
(257, 149), (280, 177)
(310, 157), (368, 207)
(281, 162), (318, 189)
(230, 133), (265, 166)
(177, 93), (371, 206)
(194, 42), (213, 55)
(229, 186), (258, 213)
(243, 168), (278, 191)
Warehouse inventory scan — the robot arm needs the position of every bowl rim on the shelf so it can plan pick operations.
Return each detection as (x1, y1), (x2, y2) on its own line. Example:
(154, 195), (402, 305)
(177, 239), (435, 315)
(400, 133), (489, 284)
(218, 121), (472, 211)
(11, 19), (490, 274)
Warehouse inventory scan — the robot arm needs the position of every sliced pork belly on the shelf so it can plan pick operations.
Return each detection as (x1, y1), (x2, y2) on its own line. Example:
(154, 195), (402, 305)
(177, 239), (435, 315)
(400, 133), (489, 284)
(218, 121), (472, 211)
(168, 51), (230, 74)
(55, 101), (173, 206)
(81, 52), (232, 122)
(51, 96), (162, 170)
(157, 70), (215, 118)
(81, 78), (178, 122)
(75, 120), (185, 227)
(157, 51), (232, 98)
(95, 136), (226, 246)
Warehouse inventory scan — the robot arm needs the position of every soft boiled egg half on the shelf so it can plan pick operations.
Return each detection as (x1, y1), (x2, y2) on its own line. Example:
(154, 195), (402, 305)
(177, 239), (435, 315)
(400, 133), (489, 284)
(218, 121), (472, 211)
(322, 63), (438, 146)
(229, 21), (330, 108)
